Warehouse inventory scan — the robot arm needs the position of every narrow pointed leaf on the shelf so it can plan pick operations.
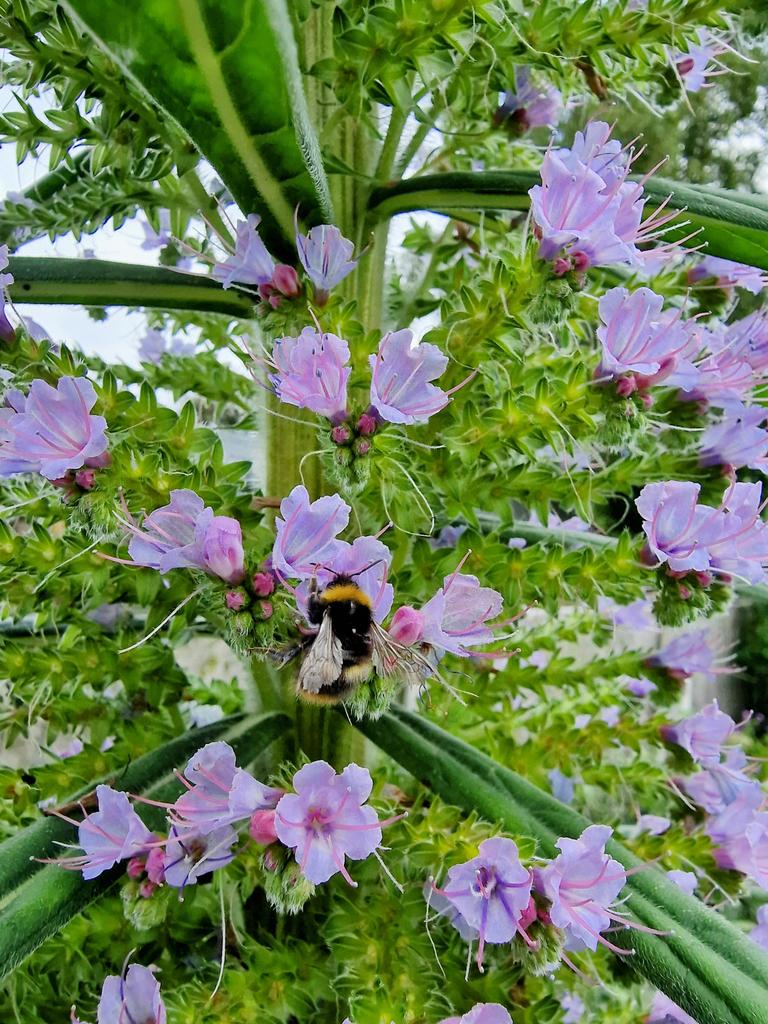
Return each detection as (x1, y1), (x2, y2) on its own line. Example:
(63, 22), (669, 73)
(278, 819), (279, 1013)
(0, 711), (291, 981)
(61, 0), (332, 258)
(369, 171), (768, 271)
(7, 257), (255, 317)
(356, 708), (768, 1024)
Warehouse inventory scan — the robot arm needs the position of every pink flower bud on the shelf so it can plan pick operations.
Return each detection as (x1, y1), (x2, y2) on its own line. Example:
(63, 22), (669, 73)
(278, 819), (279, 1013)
(225, 590), (246, 611)
(615, 376), (637, 398)
(331, 424), (351, 445)
(640, 392), (653, 409)
(357, 412), (378, 436)
(519, 895), (538, 931)
(271, 263), (301, 297)
(126, 856), (145, 879)
(553, 257), (571, 277)
(694, 571), (712, 587)
(139, 881), (157, 899)
(259, 600), (273, 619)
(571, 251), (590, 272)
(677, 57), (695, 76)
(251, 571), (275, 597)
(355, 438), (371, 456)
(678, 585), (691, 600)
(249, 809), (278, 845)
(74, 468), (96, 489)
(388, 606), (424, 646)
(145, 846), (166, 884)
(263, 847), (281, 871)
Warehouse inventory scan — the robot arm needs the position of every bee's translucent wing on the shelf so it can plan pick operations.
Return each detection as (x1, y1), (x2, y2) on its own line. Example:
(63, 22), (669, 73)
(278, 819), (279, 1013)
(297, 612), (344, 694)
(369, 620), (434, 686)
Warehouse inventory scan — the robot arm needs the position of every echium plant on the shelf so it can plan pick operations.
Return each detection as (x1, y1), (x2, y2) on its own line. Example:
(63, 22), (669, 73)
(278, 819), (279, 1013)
(4, 1), (768, 1022)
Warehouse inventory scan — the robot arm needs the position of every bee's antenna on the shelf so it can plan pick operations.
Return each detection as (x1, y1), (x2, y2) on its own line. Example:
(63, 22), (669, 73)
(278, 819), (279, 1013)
(348, 558), (386, 578)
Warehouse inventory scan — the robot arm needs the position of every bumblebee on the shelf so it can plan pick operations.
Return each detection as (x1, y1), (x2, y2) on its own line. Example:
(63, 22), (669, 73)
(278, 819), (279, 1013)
(295, 573), (431, 703)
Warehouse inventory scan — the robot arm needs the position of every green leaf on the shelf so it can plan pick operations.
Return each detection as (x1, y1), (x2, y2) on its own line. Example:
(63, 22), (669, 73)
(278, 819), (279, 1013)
(368, 171), (768, 271)
(0, 710), (291, 980)
(7, 257), (255, 317)
(356, 708), (768, 1024)
(61, 0), (332, 257)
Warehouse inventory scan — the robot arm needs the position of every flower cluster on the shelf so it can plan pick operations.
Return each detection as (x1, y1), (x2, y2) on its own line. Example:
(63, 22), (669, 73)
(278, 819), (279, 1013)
(671, 28), (726, 92)
(529, 121), (676, 275)
(430, 825), (636, 972)
(212, 212), (357, 308)
(52, 743), (402, 906)
(688, 255), (767, 296)
(636, 480), (768, 585)
(0, 375), (109, 486)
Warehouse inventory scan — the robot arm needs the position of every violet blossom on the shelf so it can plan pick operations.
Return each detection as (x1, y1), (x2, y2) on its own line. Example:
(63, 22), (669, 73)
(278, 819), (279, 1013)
(0, 375), (108, 480)
(635, 481), (720, 574)
(86, 963), (166, 1024)
(560, 993), (585, 1024)
(294, 534), (394, 624)
(53, 785), (153, 880)
(671, 29), (724, 92)
(389, 572), (503, 656)
(494, 67), (562, 131)
(596, 286), (698, 387)
(598, 595), (655, 631)
(706, 787), (768, 887)
(720, 310), (768, 373)
(620, 674), (657, 697)
(706, 481), (768, 584)
(163, 824), (238, 888)
(534, 825), (628, 952)
(0, 243), (14, 343)
(637, 814), (671, 836)
(368, 329), (452, 425)
(688, 255), (766, 296)
(671, 331), (754, 406)
(269, 327), (351, 421)
(549, 768), (575, 804)
(274, 761), (399, 886)
(529, 121), (674, 273)
(126, 489), (245, 583)
(433, 837), (535, 969)
(295, 219), (357, 303)
(666, 870), (697, 895)
(699, 405), (768, 472)
(171, 741), (281, 835)
(271, 484), (349, 580)
(648, 992), (697, 1024)
(750, 906), (768, 951)
(646, 630), (720, 683)
(439, 1005), (513, 1024)
(660, 700), (736, 767)
(684, 747), (760, 814)
(212, 214), (275, 288)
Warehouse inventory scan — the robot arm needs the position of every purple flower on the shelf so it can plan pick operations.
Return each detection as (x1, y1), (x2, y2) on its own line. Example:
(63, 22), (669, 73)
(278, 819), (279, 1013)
(369, 329), (451, 425)
(435, 837), (535, 968)
(596, 286), (698, 384)
(439, 1005), (513, 1024)
(269, 328), (350, 421)
(0, 376), (108, 480)
(212, 214), (275, 289)
(599, 705), (621, 728)
(620, 674), (657, 697)
(549, 768), (575, 804)
(495, 68), (562, 130)
(560, 992), (585, 1024)
(660, 700), (735, 767)
(126, 489), (245, 583)
(535, 825), (627, 952)
(666, 869), (697, 895)
(275, 761), (395, 886)
(429, 524), (468, 550)
(672, 331), (754, 405)
(684, 748), (759, 814)
(271, 484), (349, 580)
(529, 122), (674, 273)
(706, 481), (768, 584)
(647, 630), (719, 683)
(138, 330), (195, 363)
(648, 992), (697, 1024)
(720, 310), (768, 373)
(635, 481), (721, 574)
(0, 245), (14, 343)
(637, 815), (671, 835)
(689, 255), (766, 296)
(672, 29), (723, 93)
(706, 788), (768, 886)
(700, 405), (768, 472)
(171, 741), (281, 835)
(141, 209), (172, 250)
(163, 824), (238, 888)
(390, 572), (502, 656)
(295, 220), (357, 301)
(95, 964), (166, 1024)
(55, 785), (153, 880)
(598, 596), (655, 631)
(294, 534), (394, 623)
(749, 905), (768, 951)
